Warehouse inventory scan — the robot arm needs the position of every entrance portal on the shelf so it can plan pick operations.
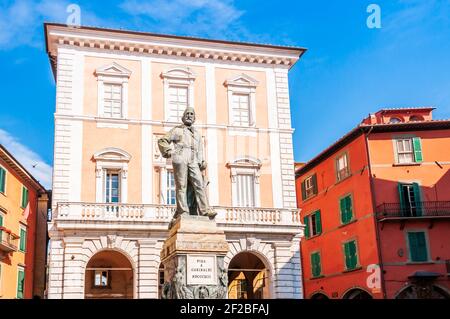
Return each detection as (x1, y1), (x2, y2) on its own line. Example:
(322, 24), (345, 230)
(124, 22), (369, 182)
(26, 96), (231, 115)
(227, 252), (270, 299)
(85, 250), (134, 299)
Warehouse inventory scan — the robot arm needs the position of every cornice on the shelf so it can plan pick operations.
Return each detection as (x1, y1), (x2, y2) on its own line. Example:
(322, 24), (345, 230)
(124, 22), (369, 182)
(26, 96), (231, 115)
(45, 23), (306, 76)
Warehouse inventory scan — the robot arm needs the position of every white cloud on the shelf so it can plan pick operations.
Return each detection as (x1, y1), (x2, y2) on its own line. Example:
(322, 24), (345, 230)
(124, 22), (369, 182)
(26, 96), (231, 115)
(119, 0), (246, 39)
(0, 129), (52, 189)
(0, 0), (108, 50)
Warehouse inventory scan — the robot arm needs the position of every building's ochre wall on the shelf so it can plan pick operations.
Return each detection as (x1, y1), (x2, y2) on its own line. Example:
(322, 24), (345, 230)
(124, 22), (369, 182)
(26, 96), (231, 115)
(297, 134), (382, 299)
(0, 157), (39, 299)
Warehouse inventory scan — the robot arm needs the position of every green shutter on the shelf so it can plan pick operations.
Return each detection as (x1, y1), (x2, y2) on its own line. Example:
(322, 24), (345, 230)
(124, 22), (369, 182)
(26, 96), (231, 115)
(312, 174), (318, 195)
(311, 252), (321, 277)
(408, 232), (428, 262)
(315, 210), (322, 235)
(398, 183), (405, 214)
(17, 270), (25, 299)
(344, 241), (357, 270)
(349, 241), (358, 269)
(21, 187), (29, 208)
(303, 215), (310, 238)
(412, 183), (423, 216)
(20, 228), (26, 252)
(0, 214), (3, 227)
(301, 181), (306, 201)
(340, 196), (352, 224)
(412, 137), (423, 163)
(0, 167), (5, 193)
(346, 196), (353, 222)
(340, 197), (346, 224)
(344, 242), (351, 269)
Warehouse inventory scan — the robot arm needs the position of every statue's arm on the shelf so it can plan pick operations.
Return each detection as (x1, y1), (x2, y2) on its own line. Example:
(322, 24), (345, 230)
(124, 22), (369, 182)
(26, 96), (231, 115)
(158, 130), (174, 158)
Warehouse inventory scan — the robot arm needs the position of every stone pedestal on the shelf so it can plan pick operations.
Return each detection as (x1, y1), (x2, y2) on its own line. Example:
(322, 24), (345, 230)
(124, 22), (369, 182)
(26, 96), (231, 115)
(160, 215), (229, 299)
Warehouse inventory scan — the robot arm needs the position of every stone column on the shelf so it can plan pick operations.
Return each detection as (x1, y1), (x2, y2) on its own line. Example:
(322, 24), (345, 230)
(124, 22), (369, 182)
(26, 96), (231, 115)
(273, 241), (297, 298)
(62, 238), (85, 299)
(137, 239), (161, 298)
(46, 236), (64, 299)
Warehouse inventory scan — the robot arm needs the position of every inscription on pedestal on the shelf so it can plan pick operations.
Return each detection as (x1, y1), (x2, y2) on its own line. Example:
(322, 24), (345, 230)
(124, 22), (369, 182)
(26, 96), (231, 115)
(186, 255), (216, 285)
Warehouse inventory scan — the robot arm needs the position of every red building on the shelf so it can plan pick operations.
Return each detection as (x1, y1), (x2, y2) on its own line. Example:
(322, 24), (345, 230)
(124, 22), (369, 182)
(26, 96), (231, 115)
(296, 107), (450, 299)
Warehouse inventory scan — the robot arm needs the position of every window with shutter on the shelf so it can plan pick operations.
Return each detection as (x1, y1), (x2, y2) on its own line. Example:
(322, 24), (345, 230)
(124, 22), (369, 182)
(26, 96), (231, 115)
(19, 226), (26, 252)
(412, 137), (423, 162)
(0, 167), (5, 193)
(395, 137), (423, 164)
(17, 268), (25, 299)
(303, 174), (318, 200)
(305, 210), (322, 238)
(340, 195), (353, 224)
(303, 215), (310, 239)
(336, 153), (350, 181)
(344, 240), (358, 270)
(21, 187), (28, 208)
(311, 252), (322, 278)
(408, 232), (428, 262)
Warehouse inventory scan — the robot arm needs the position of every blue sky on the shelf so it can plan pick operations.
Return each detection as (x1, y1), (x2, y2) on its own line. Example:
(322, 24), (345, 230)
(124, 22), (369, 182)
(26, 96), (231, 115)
(0, 0), (449, 188)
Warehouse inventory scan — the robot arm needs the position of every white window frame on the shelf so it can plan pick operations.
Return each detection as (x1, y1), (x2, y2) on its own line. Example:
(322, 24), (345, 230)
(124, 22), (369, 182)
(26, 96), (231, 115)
(224, 74), (259, 128)
(336, 152), (350, 182)
(304, 175), (315, 198)
(93, 148), (131, 204)
(158, 165), (176, 205)
(95, 62), (132, 119)
(19, 223), (27, 253)
(227, 157), (262, 207)
(94, 270), (109, 287)
(104, 170), (121, 203)
(161, 67), (196, 123)
(395, 138), (414, 164)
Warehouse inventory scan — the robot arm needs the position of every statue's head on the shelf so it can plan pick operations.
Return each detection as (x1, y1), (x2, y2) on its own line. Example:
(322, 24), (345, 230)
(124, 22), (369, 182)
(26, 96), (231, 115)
(182, 107), (195, 126)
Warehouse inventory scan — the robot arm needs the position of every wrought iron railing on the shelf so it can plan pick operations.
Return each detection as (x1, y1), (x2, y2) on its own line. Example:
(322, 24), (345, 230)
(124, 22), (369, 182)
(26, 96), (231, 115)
(376, 201), (450, 219)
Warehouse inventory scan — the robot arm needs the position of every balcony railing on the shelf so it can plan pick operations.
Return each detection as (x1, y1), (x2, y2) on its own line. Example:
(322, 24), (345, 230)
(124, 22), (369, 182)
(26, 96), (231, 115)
(0, 227), (19, 253)
(376, 201), (450, 220)
(54, 202), (301, 226)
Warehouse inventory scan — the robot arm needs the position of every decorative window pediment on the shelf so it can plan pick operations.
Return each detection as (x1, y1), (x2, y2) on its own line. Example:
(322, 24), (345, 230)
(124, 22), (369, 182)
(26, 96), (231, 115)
(95, 63), (131, 120)
(95, 62), (132, 78)
(225, 74), (258, 128)
(224, 74), (259, 88)
(227, 157), (262, 207)
(93, 148), (130, 204)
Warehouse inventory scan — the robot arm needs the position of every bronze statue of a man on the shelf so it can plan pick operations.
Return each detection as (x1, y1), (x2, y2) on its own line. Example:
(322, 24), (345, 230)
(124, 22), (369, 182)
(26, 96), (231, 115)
(158, 107), (216, 224)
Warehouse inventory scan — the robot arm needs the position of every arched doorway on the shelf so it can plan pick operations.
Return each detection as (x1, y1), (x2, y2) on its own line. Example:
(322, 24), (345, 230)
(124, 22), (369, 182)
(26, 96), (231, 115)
(310, 292), (329, 300)
(343, 288), (373, 299)
(227, 252), (270, 299)
(396, 285), (450, 299)
(85, 250), (134, 299)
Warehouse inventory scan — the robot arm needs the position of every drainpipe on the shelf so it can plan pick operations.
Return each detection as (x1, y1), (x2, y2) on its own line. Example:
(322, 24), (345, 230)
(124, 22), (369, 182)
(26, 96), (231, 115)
(363, 127), (387, 299)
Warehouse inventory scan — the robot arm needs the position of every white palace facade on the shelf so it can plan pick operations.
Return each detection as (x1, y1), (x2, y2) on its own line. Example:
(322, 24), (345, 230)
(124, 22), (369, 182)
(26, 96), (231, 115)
(44, 23), (306, 299)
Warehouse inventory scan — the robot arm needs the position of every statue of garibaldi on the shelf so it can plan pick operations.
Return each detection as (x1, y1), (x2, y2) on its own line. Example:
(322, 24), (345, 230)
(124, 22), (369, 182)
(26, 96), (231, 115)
(158, 107), (216, 226)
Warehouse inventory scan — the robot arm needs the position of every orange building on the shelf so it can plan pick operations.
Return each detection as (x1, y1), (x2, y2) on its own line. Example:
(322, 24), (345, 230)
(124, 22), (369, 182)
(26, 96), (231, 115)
(0, 145), (49, 299)
(296, 107), (450, 299)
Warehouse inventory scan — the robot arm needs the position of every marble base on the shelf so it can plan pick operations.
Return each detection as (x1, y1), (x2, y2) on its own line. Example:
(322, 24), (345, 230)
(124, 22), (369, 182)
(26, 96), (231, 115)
(160, 214), (229, 299)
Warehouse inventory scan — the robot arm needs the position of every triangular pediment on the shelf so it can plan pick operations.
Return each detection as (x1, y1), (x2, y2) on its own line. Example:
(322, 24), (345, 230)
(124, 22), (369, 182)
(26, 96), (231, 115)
(224, 73), (259, 87)
(95, 62), (132, 77)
